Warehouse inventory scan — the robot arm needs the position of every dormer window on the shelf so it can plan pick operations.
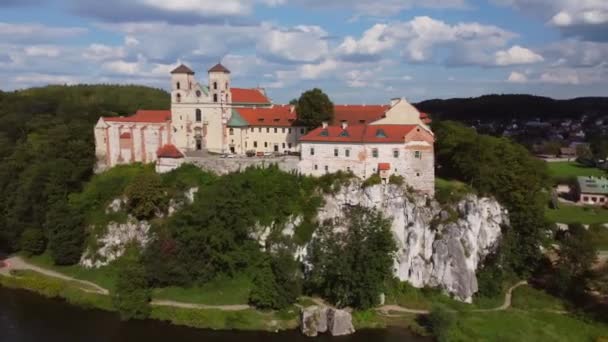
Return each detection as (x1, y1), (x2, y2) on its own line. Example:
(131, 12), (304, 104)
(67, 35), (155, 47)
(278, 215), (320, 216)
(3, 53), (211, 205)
(359, 120), (365, 124)
(319, 130), (329, 136)
(339, 130), (349, 137)
(375, 129), (387, 138)
(258, 118), (264, 122)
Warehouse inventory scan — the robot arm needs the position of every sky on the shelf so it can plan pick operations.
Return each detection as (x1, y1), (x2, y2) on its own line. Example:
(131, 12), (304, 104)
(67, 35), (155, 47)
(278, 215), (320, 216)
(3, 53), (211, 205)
(0, 0), (607, 104)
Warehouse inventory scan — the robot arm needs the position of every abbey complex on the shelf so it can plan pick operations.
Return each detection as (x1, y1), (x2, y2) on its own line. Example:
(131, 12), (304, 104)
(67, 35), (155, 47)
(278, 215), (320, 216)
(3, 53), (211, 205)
(94, 63), (435, 193)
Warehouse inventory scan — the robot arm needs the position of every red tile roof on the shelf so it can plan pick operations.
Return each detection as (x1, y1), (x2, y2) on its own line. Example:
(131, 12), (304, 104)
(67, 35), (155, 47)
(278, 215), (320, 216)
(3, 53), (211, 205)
(171, 64), (195, 75)
(332, 105), (389, 125)
(103, 110), (171, 123)
(157, 144), (184, 159)
(231, 88), (270, 104)
(119, 132), (131, 139)
(208, 63), (231, 73)
(378, 163), (391, 171)
(300, 124), (417, 143)
(236, 105), (298, 127)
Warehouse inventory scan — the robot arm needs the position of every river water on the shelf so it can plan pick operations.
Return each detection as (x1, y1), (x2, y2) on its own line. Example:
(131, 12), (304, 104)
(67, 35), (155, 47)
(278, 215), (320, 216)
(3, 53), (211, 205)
(0, 287), (428, 342)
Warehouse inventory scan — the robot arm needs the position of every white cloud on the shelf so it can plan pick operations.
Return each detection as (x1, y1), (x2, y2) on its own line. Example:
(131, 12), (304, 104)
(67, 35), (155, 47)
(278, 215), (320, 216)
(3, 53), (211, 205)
(102, 60), (142, 75)
(0, 22), (86, 43)
(290, 0), (468, 17)
(539, 69), (580, 84)
(299, 59), (338, 79)
(83, 44), (126, 61)
(257, 24), (329, 63)
(507, 71), (528, 83)
(337, 16), (517, 66)
(24, 45), (61, 57)
(495, 45), (544, 66)
(139, 0), (252, 16)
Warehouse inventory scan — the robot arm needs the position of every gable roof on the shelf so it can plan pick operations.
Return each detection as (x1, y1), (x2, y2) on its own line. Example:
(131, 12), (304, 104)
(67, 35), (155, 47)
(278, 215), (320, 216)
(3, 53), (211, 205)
(227, 109), (249, 127)
(171, 64), (195, 75)
(332, 105), (389, 125)
(235, 105), (298, 127)
(577, 176), (608, 195)
(157, 144), (184, 159)
(231, 88), (270, 104)
(300, 124), (418, 143)
(103, 110), (171, 123)
(208, 63), (231, 73)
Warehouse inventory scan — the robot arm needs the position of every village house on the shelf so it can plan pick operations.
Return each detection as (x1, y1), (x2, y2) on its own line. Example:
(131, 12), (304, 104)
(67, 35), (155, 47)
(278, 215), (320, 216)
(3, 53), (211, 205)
(94, 63), (435, 193)
(574, 176), (608, 206)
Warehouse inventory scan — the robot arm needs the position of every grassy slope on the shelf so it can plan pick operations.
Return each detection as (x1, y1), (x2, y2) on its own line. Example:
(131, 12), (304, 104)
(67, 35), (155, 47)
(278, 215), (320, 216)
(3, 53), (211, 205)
(547, 161), (606, 179)
(151, 274), (252, 305)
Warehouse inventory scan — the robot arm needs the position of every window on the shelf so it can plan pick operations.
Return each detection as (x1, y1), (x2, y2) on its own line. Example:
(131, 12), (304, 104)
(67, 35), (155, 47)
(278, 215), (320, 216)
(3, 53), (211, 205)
(288, 143), (292, 148)
(310, 148), (315, 156)
(393, 149), (399, 158)
(213, 94), (218, 102)
(229, 128), (234, 135)
(250, 127), (254, 132)
(339, 130), (349, 137)
(196, 90), (201, 97)
(264, 142), (268, 148)
(324, 165), (329, 172)
(226, 82), (229, 89)
(300, 128), (305, 134)
(372, 148), (378, 158)
(176, 82), (181, 89)
(345, 149), (350, 157)
(416, 172), (420, 177)
(320, 130), (329, 136)
(274, 128), (278, 133)
(282, 128), (285, 133)
(267, 128), (270, 133)
(258, 128), (262, 132)
(415, 151), (422, 159)
(176, 93), (182, 103)
(213, 82), (217, 90)
(375, 129), (387, 138)
(254, 141), (258, 148)
(334, 148), (339, 157)
(347, 167), (351, 172)
(288, 128), (292, 134)
(359, 120), (365, 124)
(314, 165), (318, 170)
(282, 143), (286, 148)
(195, 109), (202, 122)
(583, 196), (589, 201)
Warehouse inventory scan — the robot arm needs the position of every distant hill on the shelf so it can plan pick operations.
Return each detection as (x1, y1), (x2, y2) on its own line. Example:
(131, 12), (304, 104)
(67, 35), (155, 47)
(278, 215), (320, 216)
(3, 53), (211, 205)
(415, 95), (608, 121)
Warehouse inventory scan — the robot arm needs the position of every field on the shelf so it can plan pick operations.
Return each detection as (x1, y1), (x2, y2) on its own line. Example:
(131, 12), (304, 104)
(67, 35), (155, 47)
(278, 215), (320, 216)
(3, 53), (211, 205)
(546, 204), (608, 226)
(547, 161), (606, 179)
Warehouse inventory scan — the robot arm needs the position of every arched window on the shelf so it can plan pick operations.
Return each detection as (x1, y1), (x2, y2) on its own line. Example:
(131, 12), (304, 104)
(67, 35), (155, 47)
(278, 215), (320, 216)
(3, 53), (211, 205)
(176, 82), (181, 90)
(213, 82), (218, 90)
(196, 90), (201, 97)
(229, 128), (234, 135)
(225, 82), (229, 89)
(213, 94), (218, 103)
(195, 109), (202, 122)
(176, 93), (181, 103)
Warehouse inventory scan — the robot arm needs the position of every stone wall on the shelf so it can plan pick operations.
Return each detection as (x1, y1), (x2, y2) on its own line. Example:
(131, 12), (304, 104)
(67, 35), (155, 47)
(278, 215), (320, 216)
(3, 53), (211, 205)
(186, 155), (300, 175)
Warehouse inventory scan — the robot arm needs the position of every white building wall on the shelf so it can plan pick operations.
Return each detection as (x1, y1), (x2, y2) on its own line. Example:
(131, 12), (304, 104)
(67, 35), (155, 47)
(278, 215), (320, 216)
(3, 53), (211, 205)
(233, 126), (307, 154)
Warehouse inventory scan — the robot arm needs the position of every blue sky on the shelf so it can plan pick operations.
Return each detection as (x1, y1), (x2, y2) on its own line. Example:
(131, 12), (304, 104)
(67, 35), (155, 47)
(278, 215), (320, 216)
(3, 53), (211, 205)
(0, 0), (607, 103)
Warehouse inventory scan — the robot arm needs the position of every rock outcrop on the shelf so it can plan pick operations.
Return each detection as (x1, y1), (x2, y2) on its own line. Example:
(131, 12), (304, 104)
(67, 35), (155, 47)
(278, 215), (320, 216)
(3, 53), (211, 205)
(301, 306), (353, 337)
(314, 183), (509, 302)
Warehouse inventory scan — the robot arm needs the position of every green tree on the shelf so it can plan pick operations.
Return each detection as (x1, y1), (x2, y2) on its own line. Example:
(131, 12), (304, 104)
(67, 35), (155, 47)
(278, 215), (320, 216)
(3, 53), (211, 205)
(112, 247), (151, 320)
(306, 207), (397, 309)
(576, 144), (593, 160)
(553, 224), (597, 296)
(296, 88), (334, 128)
(428, 304), (455, 342)
(125, 171), (168, 220)
(19, 228), (46, 256)
(46, 201), (85, 265)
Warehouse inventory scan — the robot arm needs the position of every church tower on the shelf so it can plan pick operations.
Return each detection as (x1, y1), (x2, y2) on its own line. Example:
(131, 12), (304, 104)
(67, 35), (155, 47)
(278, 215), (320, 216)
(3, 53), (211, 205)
(208, 63), (232, 105)
(170, 64), (196, 104)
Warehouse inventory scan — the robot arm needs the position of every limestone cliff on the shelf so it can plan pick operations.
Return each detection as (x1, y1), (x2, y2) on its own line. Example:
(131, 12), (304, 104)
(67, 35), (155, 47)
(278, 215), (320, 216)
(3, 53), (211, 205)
(313, 183), (508, 303)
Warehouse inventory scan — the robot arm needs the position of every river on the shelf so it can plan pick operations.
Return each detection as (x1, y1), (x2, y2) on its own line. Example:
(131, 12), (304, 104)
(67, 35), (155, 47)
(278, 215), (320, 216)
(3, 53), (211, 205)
(0, 287), (428, 342)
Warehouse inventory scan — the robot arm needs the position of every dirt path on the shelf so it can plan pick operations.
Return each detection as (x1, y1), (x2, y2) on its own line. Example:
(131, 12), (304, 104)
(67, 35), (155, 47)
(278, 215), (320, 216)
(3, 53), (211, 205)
(376, 281), (529, 315)
(0, 256), (252, 311)
(0, 256), (109, 295)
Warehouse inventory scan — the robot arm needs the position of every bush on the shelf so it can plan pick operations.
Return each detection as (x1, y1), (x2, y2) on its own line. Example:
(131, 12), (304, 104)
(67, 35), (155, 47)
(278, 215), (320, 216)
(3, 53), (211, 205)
(362, 173), (382, 188)
(20, 228), (46, 256)
(428, 304), (455, 342)
(125, 171), (168, 220)
(112, 248), (151, 320)
(388, 174), (404, 186)
(46, 201), (85, 265)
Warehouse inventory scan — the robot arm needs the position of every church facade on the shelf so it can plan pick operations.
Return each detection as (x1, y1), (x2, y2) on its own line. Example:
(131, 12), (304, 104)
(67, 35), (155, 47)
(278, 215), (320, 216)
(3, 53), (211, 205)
(94, 63), (435, 193)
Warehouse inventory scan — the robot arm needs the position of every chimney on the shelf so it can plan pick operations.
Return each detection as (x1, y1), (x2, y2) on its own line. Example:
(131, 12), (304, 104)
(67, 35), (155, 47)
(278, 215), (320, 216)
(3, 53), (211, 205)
(341, 121), (348, 130)
(390, 98), (400, 107)
(290, 105), (295, 113)
(322, 121), (328, 129)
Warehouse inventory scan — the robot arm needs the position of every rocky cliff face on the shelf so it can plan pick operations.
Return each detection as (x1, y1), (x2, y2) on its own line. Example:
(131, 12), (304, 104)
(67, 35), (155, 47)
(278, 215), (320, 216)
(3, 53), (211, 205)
(316, 183), (508, 302)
